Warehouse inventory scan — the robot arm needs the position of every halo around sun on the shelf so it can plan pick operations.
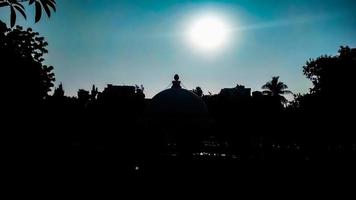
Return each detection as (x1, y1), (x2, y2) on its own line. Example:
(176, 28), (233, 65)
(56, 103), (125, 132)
(185, 13), (231, 53)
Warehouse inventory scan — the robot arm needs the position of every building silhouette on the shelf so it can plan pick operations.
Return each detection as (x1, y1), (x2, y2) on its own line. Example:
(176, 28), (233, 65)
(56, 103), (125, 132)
(145, 75), (210, 159)
(219, 84), (251, 98)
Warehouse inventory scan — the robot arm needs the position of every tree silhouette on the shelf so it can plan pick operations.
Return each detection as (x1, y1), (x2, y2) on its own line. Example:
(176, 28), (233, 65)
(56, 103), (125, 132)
(0, 0), (56, 27)
(53, 82), (64, 98)
(262, 76), (292, 105)
(1, 20), (55, 104)
(90, 85), (98, 101)
(78, 89), (90, 105)
(303, 46), (355, 96)
(192, 86), (203, 97)
(135, 84), (145, 99)
(291, 46), (356, 111)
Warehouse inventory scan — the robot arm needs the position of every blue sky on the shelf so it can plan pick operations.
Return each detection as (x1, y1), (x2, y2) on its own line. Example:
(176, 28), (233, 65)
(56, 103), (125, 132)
(1, 0), (356, 97)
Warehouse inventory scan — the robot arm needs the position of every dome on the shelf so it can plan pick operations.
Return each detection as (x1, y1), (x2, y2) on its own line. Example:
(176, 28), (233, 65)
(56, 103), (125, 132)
(146, 75), (208, 117)
(148, 88), (208, 117)
(144, 75), (210, 157)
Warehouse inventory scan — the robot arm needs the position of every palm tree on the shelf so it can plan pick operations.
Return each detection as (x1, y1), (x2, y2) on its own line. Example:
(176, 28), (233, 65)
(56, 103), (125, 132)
(0, 0), (56, 27)
(262, 76), (292, 105)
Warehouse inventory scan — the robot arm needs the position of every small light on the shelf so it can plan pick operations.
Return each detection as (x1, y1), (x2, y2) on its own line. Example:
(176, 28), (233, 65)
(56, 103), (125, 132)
(135, 166), (139, 171)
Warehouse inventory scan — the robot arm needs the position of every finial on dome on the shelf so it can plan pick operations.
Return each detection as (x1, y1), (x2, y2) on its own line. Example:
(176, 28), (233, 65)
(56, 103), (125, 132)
(172, 74), (182, 89)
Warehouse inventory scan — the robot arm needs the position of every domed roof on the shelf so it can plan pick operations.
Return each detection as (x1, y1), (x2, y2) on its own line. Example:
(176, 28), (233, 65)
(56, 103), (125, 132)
(147, 75), (208, 117)
(149, 88), (208, 116)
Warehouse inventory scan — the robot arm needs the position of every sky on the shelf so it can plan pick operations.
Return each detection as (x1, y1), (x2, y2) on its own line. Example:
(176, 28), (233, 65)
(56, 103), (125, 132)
(1, 0), (356, 98)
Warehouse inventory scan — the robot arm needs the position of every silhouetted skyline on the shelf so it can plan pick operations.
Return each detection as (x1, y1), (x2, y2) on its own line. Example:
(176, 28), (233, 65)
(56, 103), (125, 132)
(2, 7), (356, 178)
(1, 0), (356, 98)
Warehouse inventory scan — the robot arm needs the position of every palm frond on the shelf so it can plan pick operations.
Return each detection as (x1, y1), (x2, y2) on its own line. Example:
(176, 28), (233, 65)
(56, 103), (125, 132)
(1, 0), (56, 26)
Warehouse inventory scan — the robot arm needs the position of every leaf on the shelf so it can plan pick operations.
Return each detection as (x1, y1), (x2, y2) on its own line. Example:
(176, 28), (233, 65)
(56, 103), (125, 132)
(14, 5), (27, 20)
(0, 2), (9, 8)
(41, 0), (51, 17)
(12, 1), (25, 10)
(10, 6), (16, 27)
(35, 1), (42, 23)
(46, 0), (56, 12)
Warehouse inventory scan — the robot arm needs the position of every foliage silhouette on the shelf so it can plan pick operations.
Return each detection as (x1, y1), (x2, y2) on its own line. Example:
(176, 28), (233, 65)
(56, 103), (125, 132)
(292, 46), (356, 112)
(192, 86), (203, 97)
(53, 82), (64, 98)
(0, 0), (56, 27)
(262, 76), (292, 106)
(90, 85), (98, 101)
(303, 46), (354, 96)
(1, 20), (55, 105)
(287, 46), (356, 160)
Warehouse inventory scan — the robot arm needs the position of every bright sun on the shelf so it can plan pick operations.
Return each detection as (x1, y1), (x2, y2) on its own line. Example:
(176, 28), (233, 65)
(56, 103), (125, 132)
(186, 14), (231, 53)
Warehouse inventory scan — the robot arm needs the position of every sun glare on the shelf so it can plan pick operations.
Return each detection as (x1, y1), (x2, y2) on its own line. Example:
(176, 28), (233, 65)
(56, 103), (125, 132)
(186, 13), (231, 53)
